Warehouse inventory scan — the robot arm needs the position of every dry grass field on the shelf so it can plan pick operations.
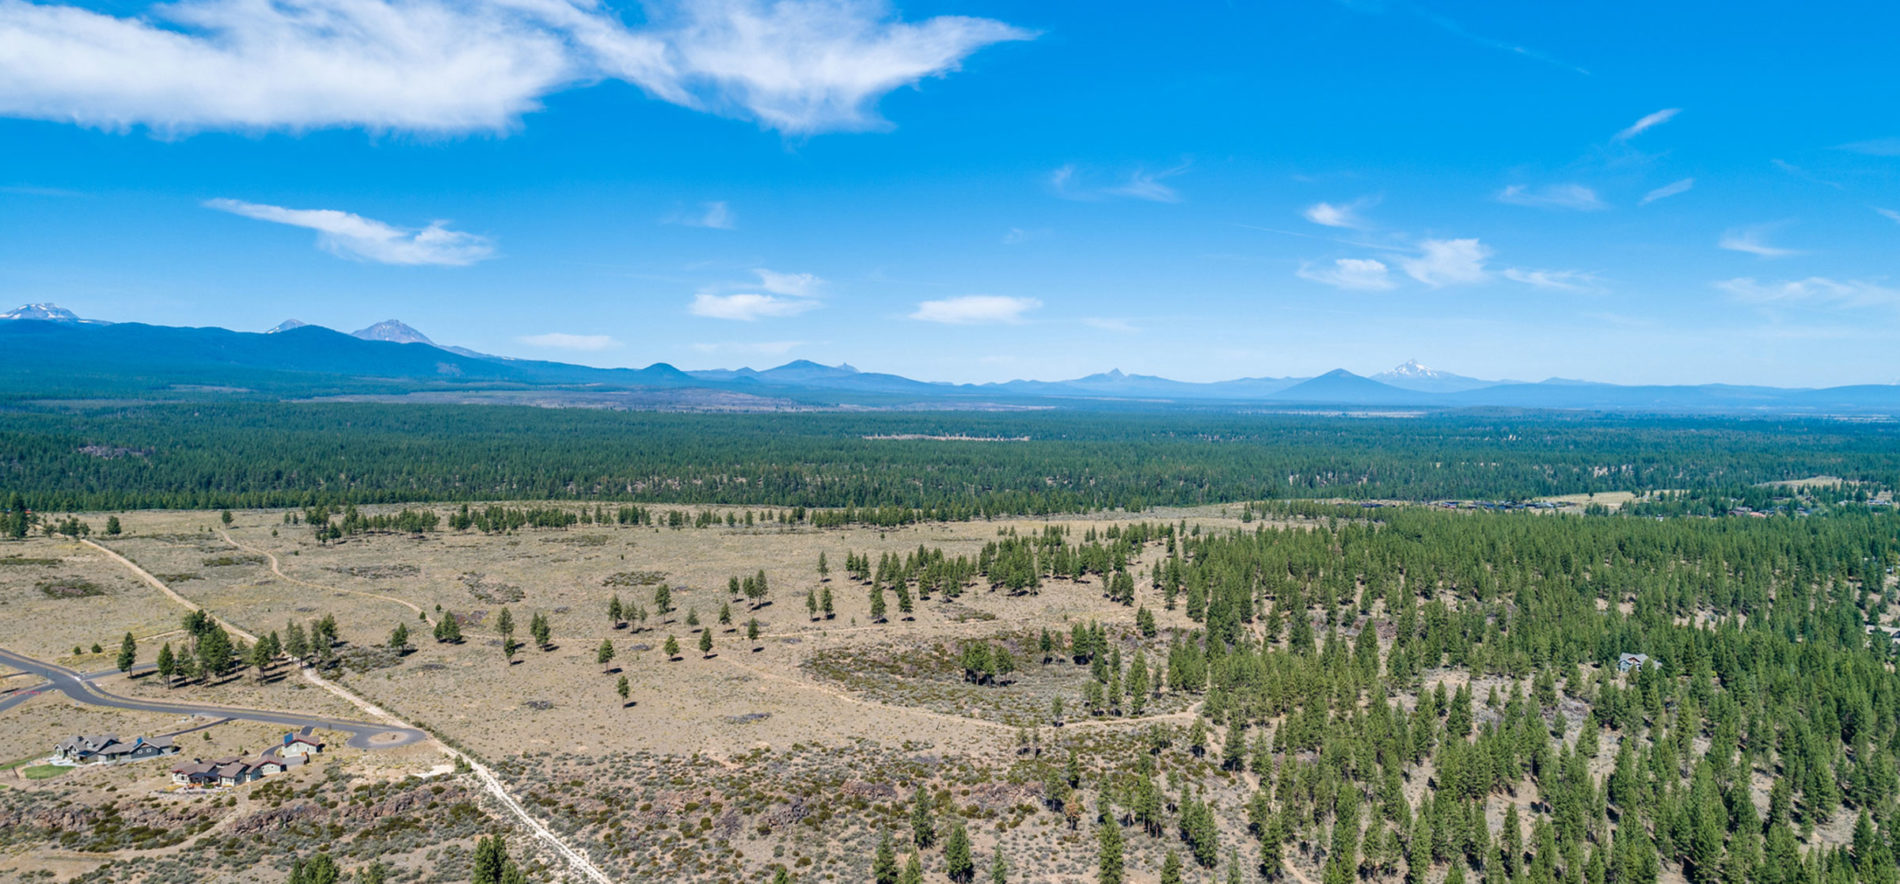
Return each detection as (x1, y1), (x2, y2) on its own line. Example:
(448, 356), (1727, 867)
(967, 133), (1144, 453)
(0, 504), (1271, 884)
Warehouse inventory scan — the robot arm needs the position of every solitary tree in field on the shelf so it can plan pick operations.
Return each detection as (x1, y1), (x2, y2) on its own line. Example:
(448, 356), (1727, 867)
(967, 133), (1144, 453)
(719, 602), (733, 627)
(616, 675), (630, 706)
(608, 594), (624, 628)
(817, 552), (829, 581)
(664, 634), (681, 660)
(596, 639), (616, 672)
(821, 586), (835, 620)
(105, 515), (121, 536)
(220, 509), (233, 526)
(747, 618), (761, 647)
(653, 585), (673, 621)
(388, 622), (409, 652)
(502, 640), (517, 665)
(117, 632), (137, 673)
(434, 614), (463, 644)
(699, 627), (715, 658)
(155, 643), (175, 688)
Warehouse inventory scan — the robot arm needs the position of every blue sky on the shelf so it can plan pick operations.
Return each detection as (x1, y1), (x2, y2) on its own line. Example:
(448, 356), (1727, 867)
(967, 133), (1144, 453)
(2, 0), (1896, 386)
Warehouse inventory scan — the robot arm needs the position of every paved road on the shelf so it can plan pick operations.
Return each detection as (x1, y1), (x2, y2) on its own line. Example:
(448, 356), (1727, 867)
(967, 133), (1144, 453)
(0, 648), (426, 750)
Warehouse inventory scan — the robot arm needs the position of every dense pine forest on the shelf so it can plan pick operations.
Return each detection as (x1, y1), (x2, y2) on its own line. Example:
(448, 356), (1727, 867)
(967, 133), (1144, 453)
(3, 403), (1899, 512)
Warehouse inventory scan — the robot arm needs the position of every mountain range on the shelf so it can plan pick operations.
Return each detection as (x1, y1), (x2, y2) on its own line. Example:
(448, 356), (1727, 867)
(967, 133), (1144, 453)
(3, 305), (1896, 414)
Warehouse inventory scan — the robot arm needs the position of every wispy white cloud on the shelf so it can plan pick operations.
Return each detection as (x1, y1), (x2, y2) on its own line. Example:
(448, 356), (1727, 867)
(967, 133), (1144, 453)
(1836, 137), (1900, 156)
(520, 332), (620, 351)
(1050, 162), (1188, 203)
(1640, 178), (1694, 205)
(753, 268), (821, 296)
(0, 0), (1030, 135)
(670, 201), (735, 230)
(1771, 159), (1843, 190)
(1613, 107), (1680, 142)
(204, 198), (493, 265)
(1296, 258), (1395, 291)
(1717, 277), (1900, 309)
(1718, 224), (1802, 258)
(1301, 197), (1376, 229)
(1497, 183), (1605, 211)
(1876, 208), (1900, 225)
(1401, 238), (1491, 287)
(689, 293), (820, 321)
(909, 295), (1039, 324)
(1502, 268), (1598, 291)
(1081, 317), (1138, 333)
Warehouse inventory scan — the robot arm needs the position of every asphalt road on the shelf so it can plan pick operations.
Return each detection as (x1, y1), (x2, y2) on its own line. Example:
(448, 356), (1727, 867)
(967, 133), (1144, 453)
(0, 648), (426, 750)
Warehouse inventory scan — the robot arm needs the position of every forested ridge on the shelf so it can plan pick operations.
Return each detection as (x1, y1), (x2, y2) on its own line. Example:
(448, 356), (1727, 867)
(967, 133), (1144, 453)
(3, 403), (1898, 513)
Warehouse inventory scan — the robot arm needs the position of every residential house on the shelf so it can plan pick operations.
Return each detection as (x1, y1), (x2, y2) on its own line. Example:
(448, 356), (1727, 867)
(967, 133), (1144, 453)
(1617, 653), (1658, 672)
(55, 734), (178, 764)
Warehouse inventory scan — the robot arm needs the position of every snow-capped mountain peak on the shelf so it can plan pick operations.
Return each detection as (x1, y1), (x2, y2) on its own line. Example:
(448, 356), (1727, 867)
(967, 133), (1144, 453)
(351, 320), (434, 345)
(1370, 359), (1497, 393)
(266, 319), (309, 334)
(2, 303), (82, 322)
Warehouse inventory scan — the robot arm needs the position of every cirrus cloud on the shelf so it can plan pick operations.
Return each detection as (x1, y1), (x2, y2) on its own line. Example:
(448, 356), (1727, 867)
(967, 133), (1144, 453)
(1497, 183), (1605, 211)
(204, 198), (493, 265)
(909, 295), (1039, 324)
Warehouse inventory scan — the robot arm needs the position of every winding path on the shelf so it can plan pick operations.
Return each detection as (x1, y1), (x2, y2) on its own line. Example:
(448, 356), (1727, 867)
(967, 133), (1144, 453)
(71, 536), (615, 884)
(0, 648), (425, 749)
(214, 529), (429, 623)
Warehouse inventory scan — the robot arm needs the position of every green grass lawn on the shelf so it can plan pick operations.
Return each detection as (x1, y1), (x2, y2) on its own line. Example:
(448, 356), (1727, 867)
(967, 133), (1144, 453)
(0, 755), (38, 771)
(20, 764), (67, 780)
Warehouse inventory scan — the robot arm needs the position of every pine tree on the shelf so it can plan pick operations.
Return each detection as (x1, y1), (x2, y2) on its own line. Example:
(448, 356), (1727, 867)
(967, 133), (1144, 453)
(471, 834), (506, 884)
(496, 607), (515, 652)
(900, 851), (924, 884)
(747, 618), (762, 645)
(104, 515), (121, 536)
(946, 819), (974, 883)
(116, 631), (137, 673)
(806, 589), (819, 621)
(1160, 850), (1184, 884)
(664, 634), (681, 659)
(912, 787), (936, 848)
(698, 627), (714, 658)
(616, 674), (630, 706)
(989, 850), (1009, 884)
(155, 642), (175, 688)
(1098, 810), (1126, 884)
(821, 586), (835, 619)
(874, 834), (900, 884)
(871, 585), (888, 622)
(528, 611), (550, 649)
(596, 639), (615, 671)
(608, 594), (624, 628)
(388, 622), (409, 652)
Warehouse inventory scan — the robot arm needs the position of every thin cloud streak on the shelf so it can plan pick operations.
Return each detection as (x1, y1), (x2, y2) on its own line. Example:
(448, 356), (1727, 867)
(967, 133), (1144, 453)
(204, 198), (494, 265)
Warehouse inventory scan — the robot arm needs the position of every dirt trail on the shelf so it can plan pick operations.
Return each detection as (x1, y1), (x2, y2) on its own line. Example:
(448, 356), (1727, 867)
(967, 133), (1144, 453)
(216, 529), (429, 623)
(85, 536), (616, 884)
(80, 538), (258, 644)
